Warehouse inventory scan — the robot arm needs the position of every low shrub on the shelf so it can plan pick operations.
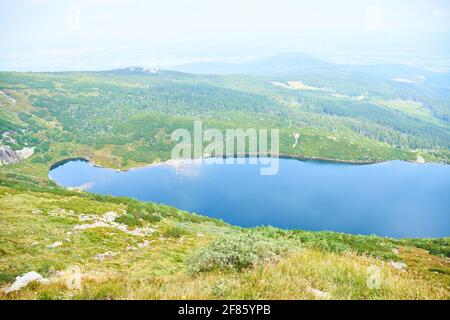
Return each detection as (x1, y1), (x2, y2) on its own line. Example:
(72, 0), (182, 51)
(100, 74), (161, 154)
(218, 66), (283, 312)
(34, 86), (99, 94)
(115, 213), (142, 227)
(163, 226), (189, 239)
(187, 232), (296, 273)
(141, 212), (162, 223)
(0, 272), (14, 285)
(127, 202), (163, 223)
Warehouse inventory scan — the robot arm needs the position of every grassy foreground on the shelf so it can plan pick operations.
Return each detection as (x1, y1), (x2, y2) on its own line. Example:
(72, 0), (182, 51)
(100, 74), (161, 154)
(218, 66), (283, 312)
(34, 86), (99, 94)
(0, 175), (448, 300)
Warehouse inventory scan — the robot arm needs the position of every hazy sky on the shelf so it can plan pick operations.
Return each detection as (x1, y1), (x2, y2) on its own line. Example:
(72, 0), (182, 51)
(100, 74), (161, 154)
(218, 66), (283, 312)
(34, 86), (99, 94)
(1, 0), (450, 70)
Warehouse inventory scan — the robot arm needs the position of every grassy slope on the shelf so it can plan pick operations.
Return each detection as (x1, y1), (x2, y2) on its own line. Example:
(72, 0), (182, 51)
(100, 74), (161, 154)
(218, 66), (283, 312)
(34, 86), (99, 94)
(0, 183), (448, 300)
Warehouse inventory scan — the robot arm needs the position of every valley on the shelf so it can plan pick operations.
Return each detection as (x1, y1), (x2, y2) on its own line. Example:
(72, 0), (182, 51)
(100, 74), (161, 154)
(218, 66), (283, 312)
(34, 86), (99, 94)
(0, 54), (449, 299)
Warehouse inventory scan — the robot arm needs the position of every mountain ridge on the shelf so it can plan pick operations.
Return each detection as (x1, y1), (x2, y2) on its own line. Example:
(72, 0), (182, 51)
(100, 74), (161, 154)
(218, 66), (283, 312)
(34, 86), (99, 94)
(169, 52), (439, 78)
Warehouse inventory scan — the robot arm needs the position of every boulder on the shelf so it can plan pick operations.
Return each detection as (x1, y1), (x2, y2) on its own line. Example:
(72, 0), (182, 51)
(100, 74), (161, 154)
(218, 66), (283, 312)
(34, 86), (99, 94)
(4, 271), (48, 293)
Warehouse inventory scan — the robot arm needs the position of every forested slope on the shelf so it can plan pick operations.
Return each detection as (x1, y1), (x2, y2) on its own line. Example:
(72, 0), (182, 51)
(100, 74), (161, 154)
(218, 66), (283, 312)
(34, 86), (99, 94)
(0, 66), (448, 172)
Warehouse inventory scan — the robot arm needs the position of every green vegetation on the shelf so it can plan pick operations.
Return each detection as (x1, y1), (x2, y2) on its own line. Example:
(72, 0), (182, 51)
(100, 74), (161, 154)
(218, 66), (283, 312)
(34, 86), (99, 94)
(187, 233), (295, 273)
(1, 68), (449, 174)
(0, 181), (448, 300)
(0, 68), (449, 299)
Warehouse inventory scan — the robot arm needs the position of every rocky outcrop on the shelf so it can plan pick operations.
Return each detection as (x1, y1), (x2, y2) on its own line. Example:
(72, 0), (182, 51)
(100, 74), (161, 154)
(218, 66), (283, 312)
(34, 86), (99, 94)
(416, 154), (426, 164)
(15, 147), (35, 160)
(0, 145), (35, 166)
(0, 145), (21, 165)
(0, 91), (16, 105)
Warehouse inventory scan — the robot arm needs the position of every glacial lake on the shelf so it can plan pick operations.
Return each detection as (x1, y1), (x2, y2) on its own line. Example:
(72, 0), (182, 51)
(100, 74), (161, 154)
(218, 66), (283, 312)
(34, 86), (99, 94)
(49, 158), (450, 238)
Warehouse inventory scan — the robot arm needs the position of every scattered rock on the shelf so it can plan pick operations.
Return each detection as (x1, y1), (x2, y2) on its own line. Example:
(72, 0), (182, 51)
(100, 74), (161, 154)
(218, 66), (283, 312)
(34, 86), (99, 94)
(1, 133), (17, 145)
(48, 208), (75, 217)
(125, 240), (153, 251)
(103, 211), (118, 222)
(137, 240), (151, 248)
(392, 248), (399, 255)
(307, 287), (331, 300)
(389, 261), (407, 271)
(75, 211), (155, 237)
(78, 214), (94, 222)
(4, 272), (48, 293)
(94, 251), (117, 261)
(74, 221), (111, 230)
(127, 226), (155, 237)
(47, 241), (63, 249)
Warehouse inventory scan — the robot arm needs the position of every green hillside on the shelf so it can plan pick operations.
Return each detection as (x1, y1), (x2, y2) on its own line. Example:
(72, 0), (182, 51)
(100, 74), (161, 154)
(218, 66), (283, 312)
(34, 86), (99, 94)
(1, 68), (449, 174)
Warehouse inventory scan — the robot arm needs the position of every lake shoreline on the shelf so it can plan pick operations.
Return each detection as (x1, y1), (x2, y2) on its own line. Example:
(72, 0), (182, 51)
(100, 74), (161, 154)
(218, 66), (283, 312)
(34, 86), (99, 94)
(48, 155), (450, 238)
(49, 153), (390, 174)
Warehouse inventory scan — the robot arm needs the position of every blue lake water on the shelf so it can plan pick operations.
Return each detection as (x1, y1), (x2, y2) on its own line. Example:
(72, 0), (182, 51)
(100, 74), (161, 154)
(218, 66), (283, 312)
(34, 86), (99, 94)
(49, 158), (450, 238)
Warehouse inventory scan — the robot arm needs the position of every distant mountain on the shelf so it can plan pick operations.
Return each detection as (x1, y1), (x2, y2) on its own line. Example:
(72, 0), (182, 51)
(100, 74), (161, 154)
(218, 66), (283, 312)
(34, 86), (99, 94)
(171, 53), (331, 75)
(169, 52), (440, 81)
(171, 61), (240, 75)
